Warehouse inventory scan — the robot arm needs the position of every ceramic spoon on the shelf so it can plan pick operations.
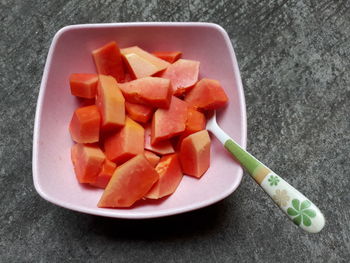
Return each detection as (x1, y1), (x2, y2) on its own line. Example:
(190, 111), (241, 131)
(206, 111), (325, 233)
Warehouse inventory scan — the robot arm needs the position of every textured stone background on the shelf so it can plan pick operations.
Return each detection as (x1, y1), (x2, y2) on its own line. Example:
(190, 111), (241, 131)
(1, 0), (349, 262)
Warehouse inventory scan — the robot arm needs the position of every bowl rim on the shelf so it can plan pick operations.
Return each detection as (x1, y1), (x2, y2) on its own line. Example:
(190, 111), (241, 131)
(32, 22), (247, 219)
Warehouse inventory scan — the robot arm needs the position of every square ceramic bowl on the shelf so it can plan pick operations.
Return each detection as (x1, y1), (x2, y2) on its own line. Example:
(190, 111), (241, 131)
(33, 22), (247, 219)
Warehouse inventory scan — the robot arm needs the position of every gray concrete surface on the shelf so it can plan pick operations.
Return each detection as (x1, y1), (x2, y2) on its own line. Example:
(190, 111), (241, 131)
(1, 0), (349, 262)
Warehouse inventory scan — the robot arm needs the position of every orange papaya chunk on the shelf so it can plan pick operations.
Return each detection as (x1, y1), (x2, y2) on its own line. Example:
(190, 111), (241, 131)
(104, 117), (144, 164)
(71, 143), (105, 184)
(69, 105), (101, 143)
(151, 51), (182, 63)
(123, 72), (134, 83)
(145, 153), (183, 199)
(184, 78), (228, 110)
(151, 96), (188, 145)
(179, 130), (211, 178)
(184, 108), (206, 135)
(89, 159), (116, 189)
(92, 41), (125, 82)
(98, 154), (159, 208)
(123, 53), (159, 79)
(144, 124), (174, 155)
(144, 150), (160, 167)
(118, 77), (172, 109)
(96, 75), (125, 131)
(69, 73), (98, 99)
(121, 46), (170, 74)
(160, 59), (200, 96)
(176, 108), (206, 149)
(125, 101), (154, 123)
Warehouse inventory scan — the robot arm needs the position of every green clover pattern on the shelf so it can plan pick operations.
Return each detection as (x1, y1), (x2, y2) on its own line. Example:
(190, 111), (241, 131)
(287, 199), (316, 227)
(268, 175), (280, 186)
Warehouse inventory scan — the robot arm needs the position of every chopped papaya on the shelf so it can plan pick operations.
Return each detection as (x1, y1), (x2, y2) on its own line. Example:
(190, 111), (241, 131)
(121, 46), (169, 76)
(92, 41), (125, 82)
(144, 150), (160, 167)
(96, 75), (125, 131)
(184, 108), (206, 136)
(98, 154), (159, 208)
(151, 96), (188, 145)
(71, 143), (105, 184)
(179, 130), (211, 178)
(68, 41), (231, 207)
(125, 101), (154, 123)
(144, 124), (174, 155)
(176, 108), (206, 149)
(160, 59), (200, 96)
(123, 72), (134, 82)
(145, 153), (183, 199)
(152, 51), (182, 63)
(69, 105), (101, 143)
(104, 117), (144, 164)
(118, 77), (172, 109)
(123, 53), (159, 79)
(90, 159), (116, 189)
(184, 78), (228, 110)
(69, 73), (98, 99)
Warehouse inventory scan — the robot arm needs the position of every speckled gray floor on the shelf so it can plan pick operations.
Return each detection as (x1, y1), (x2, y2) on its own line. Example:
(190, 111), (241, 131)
(1, 0), (349, 262)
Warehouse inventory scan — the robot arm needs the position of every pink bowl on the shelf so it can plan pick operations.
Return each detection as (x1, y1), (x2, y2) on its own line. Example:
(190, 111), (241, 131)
(33, 22), (247, 219)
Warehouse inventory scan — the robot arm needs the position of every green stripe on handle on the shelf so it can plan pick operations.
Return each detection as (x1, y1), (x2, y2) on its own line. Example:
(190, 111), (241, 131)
(224, 139), (262, 176)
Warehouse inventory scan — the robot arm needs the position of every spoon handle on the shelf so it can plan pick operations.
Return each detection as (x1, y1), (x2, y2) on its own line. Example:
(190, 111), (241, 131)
(210, 124), (325, 233)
